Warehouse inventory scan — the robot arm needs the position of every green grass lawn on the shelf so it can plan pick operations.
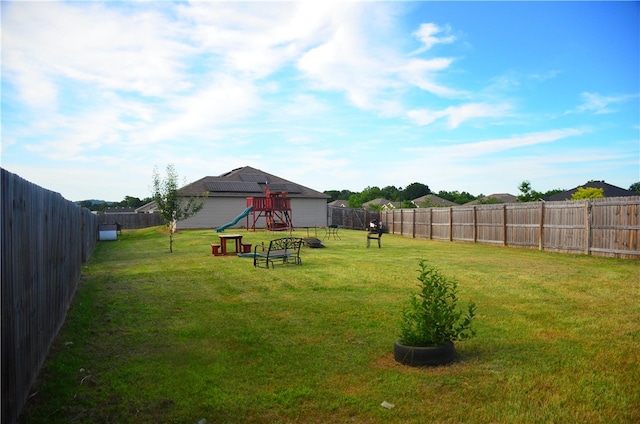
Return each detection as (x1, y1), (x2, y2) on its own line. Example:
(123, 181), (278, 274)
(20, 227), (640, 423)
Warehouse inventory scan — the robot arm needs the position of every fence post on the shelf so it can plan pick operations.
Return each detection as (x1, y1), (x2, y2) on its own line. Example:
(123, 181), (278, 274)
(429, 208), (433, 239)
(449, 207), (453, 242)
(502, 204), (507, 246)
(585, 200), (592, 255)
(539, 201), (545, 251)
(412, 209), (416, 239)
(473, 206), (477, 243)
(394, 209), (398, 235)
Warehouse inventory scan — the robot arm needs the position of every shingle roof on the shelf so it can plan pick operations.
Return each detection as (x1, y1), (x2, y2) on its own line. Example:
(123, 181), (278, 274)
(412, 194), (457, 207)
(361, 198), (402, 209)
(135, 201), (157, 213)
(543, 181), (637, 201)
(178, 166), (329, 199)
(464, 193), (517, 205)
(362, 198), (391, 207)
(105, 207), (137, 213)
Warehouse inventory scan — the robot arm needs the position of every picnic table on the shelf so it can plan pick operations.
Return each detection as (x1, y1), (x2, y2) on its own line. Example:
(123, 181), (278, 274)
(218, 234), (243, 255)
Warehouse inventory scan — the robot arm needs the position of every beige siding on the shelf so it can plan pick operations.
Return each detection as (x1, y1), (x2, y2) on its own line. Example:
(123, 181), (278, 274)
(179, 197), (327, 229)
(179, 198), (247, 229)
(290, 198), (327, 228)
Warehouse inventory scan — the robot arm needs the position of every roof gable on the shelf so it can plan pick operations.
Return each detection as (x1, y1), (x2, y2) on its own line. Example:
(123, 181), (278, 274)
(412, 194), (457, 207)
(179, 166), (329, 199)
(362, 198), (391, 207)
(544, 181), (636, 201)
(328, 199), (349, 207)
(464, 193), (517, 205)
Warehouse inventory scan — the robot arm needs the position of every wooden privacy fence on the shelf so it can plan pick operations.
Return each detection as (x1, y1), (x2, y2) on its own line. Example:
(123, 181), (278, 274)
(97, 212), (164, 229)
(327, 206), (381, 230)
(380, 196), (640, 259)
(1, 169), (99, 424)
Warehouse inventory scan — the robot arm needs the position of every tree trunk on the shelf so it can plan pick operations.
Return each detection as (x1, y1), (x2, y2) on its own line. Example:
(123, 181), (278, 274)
(168, 218), (177, 253)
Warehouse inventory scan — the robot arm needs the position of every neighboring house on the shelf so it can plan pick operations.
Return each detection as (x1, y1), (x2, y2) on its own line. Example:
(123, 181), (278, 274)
(362, 198), (402, 210)
(543, 181), (637, 201)
(135, 201), (158, 213)
(174, 166), (330, 230)
(411, 194), (457, 208)
(105, 207), (137, 213)
(328, 199), (349, 207)
(464, 193), (517, 205)
(383, 203), (402, 210)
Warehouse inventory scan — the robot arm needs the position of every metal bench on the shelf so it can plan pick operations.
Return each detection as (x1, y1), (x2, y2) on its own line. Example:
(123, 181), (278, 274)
(254, 237), (303, 268)
(367, 219), (384, 248)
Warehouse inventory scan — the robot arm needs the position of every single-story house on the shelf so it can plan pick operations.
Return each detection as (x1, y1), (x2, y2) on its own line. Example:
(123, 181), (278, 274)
(543, 181), (638, 201)
(136, 201), (157, 213)
(411, 194), (457, 208)
(175, 166), (330, 230)
(464, 193), (517, 205)
(105, 207), (137, 213)
(328, 199), (349, 207)
(362, 198), (401, 210)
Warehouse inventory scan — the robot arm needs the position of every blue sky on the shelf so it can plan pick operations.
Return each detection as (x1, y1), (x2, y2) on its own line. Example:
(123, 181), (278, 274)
(2, 1), (638, 202)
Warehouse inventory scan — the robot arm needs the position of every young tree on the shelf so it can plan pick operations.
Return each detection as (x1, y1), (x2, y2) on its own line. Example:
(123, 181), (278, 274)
(152, 164), (206, 252)
(571, 187), (604, 200)
(517, 180), (542, 202)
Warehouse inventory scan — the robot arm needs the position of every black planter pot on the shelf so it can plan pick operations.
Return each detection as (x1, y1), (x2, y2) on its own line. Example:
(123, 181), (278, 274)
(394, 341), (455, 367)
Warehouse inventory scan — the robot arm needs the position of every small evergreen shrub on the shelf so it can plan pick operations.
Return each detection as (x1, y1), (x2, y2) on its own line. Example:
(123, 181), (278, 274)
(399, 260), (476, 347)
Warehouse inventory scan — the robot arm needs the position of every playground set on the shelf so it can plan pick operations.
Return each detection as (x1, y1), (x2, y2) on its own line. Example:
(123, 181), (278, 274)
(216, 186), (293, 233)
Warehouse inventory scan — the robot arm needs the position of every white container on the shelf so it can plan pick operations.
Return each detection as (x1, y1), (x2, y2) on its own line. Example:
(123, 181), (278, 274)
(99, 224), (118, 241)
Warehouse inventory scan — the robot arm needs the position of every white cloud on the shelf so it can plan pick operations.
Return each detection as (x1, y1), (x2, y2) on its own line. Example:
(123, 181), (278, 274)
(452, 128), (587, 155)
(2, 1), (194, 106)
(446, 102), (513, 128)
(406, 109), (445, 127)
(398, 58), (466, 98)
(297, 22), (391, 111)
(411, 23), (456, 53)
(4, 1), (472, 143)
(383, 128), (594, 195)
(408, 102), (513, 128)
(23, 108), (127, 161)
(4, 1), (633, 202)
(573, 92), (638, 115)
(297, 19), (465, 113)
(141, 76), (261, 145)
(10, 69), (59, 110)
(405, 128), (587, 159)
(176, 2), (335, 79)
(529, 70), (561, 81)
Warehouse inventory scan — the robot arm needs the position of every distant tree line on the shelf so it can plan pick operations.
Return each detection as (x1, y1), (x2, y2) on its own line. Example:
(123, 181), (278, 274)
(323, 182), (481, 209)
(76, 195), (153, 212)
(326, 180), (640, 209)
